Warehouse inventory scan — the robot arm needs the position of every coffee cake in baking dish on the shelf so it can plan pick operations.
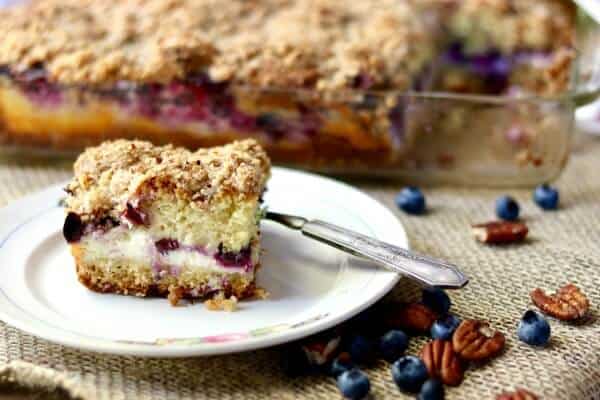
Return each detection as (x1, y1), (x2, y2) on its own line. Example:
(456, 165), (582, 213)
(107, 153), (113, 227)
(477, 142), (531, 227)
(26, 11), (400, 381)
(0, 0), (576, 167)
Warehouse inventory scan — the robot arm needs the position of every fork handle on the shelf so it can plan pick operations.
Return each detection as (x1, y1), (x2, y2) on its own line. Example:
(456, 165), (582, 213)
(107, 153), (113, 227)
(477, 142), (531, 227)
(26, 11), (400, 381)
(302, 220), (468, 289)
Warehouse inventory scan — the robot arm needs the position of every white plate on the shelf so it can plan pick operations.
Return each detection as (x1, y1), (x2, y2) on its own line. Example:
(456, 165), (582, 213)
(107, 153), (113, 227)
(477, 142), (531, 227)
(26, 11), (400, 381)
(0, 167), (405, 357)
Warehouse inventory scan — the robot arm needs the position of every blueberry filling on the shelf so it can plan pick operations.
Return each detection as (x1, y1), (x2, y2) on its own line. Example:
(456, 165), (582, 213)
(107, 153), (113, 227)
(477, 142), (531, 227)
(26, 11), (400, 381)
(442, 42), (555, 94)
(83, 216), (120, 235)
(5, 67), (322, 142)
(8, 65), (63, 105)
(153, 239), (253, 271)
(63, 213), (120, 243)
(256, 113), (286, 139)
(215, 243), (252, 270)
(123, 202), (149, 226)
(63, 212), (85, 243)
(155, 238), (180, 254)
(442, 42), (510, 94)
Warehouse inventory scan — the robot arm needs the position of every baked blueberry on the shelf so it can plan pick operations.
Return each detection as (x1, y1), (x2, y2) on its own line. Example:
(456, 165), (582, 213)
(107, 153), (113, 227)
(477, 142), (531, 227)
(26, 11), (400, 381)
(348, 335), (375, 364)
(495, 196), (520, 221)
(430, 315), (461, 340)
(330, 352), (354, 378)
(422, 287), (451, 314)
(418, 379), (445, 400)
(396, 187), (426, 215)
(534, 184), (559, 210)
(63, 212), (84, 243)
(379, 330), (409, 362)
(518, 310), (551, 346)
(336, 369), (371, 400)
(155, 238), (180, 254)
(391, 355), (429, 393)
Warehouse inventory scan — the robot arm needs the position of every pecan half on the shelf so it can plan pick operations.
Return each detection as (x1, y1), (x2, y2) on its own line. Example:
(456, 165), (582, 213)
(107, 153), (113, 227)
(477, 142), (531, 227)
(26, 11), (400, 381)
(472, 221), (528, 244)
(420, 339), (464, 386)
(496, 388), (538, 400)
(384, 303), (438, 334)
(452, 320), (505, 361)
(531, 283), (590, 321)
(302, 335), (341, 366)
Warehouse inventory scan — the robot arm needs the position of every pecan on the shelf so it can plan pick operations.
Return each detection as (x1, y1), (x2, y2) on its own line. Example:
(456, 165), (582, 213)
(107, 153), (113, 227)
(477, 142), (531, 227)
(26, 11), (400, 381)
(496, 388), (538, 400)
(472, 221), (528, 244)
(452, 320), (505, 361)
(531, 283), (590, 321)
(384, 303), (438, 334)
(420, 339), (464, 386)
(301, 335), (341, 366)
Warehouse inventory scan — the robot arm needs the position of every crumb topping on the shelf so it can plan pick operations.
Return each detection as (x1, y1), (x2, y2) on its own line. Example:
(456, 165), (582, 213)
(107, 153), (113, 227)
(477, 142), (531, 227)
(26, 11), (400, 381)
(0, 0), (435, 89)
(65, 139), (270, 219)
(0, 0), (575, 89)
(443, 0), (575, 53)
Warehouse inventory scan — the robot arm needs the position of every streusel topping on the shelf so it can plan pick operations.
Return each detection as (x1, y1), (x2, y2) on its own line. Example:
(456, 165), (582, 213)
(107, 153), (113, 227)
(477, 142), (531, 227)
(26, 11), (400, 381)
(0, 0), (574, 89)
(0, 0), (435, 90)
(444, 0), (575, 53)
(65, 139), (270, 218)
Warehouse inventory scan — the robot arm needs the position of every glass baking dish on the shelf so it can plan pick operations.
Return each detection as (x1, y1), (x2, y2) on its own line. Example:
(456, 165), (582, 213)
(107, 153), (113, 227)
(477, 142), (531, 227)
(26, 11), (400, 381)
(0, 11), (598, 187)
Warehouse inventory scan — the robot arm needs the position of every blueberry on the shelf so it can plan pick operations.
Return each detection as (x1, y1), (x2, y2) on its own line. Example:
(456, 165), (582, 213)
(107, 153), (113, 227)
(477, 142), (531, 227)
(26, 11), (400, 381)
(534, 184), (559, 210)
(396, 187), (426, 215)
(280, 346), (310, 377)
(418, 379), (445, 400)
(63, 212), (84, 243)
(379, 330), (409, 362)
(214, 244), (252, 269)
(391, 355), (429, 393)
(348, 335), (375, 364)
(430, 315), (461, 340)
(330, 352), (355, 378)
(336, 369), (371, 400)
(155, 238), (180, 254)
(518, 310), (551, 346)
(422, 287), (451, 314)
(495, 195), (520, 221)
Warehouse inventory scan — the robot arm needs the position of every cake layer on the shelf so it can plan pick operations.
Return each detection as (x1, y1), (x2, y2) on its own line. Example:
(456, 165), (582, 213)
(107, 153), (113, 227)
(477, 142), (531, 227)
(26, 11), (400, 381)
(73, 256), (257, 304)
(79, 226), (258, 274)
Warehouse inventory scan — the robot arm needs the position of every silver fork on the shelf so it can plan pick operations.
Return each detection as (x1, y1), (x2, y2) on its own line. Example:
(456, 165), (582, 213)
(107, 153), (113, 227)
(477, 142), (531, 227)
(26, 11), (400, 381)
(265, 211), (468, 289)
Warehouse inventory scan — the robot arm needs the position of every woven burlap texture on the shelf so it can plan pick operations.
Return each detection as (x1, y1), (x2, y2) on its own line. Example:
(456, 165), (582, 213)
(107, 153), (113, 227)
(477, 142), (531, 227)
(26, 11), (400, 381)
(0, 140), (599, 400)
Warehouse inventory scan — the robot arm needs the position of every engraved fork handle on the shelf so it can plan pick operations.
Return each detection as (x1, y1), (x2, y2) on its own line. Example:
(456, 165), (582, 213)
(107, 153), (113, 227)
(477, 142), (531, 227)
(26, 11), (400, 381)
(266, 212), (468, 289)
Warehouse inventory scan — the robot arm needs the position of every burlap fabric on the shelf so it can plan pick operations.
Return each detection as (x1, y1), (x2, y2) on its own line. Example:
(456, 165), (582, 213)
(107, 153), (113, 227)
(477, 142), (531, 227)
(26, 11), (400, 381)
(0, 138), (598, 400)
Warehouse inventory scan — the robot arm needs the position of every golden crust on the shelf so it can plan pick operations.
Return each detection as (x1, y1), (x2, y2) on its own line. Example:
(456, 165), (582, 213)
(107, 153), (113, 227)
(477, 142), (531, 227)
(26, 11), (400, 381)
(65, 139), (270, 219)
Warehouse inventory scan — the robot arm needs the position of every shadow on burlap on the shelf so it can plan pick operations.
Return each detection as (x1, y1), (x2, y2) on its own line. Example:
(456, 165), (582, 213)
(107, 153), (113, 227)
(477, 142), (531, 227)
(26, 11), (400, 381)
(0, 140), (599, 399)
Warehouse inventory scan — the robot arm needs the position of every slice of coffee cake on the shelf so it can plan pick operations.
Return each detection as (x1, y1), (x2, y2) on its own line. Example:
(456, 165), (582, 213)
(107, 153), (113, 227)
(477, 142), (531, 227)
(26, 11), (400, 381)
(62, 139), (270, 306)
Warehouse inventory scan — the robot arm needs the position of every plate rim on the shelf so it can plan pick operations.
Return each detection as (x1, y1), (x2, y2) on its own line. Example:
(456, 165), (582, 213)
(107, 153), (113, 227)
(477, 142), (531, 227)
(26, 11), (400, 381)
(0, 167), (406, 357)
